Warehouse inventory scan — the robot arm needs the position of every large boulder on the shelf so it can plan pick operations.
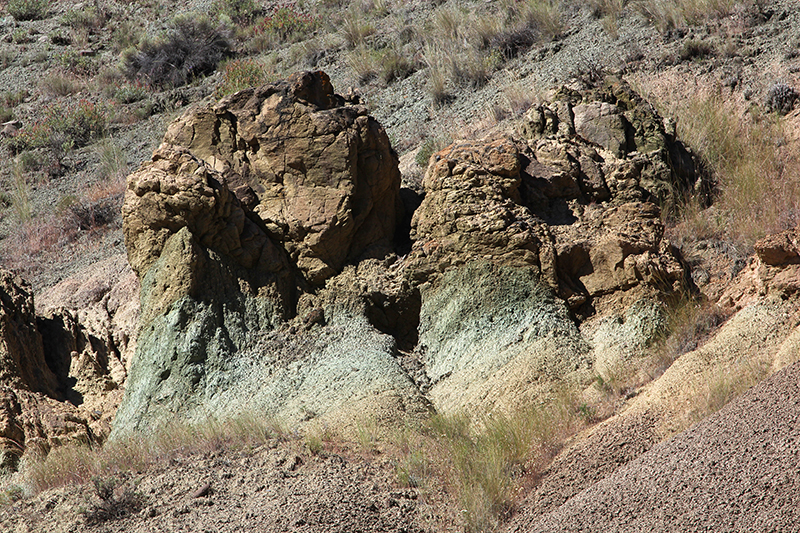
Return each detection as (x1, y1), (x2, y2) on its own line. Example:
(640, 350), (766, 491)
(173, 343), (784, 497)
(162, 70), (402, 285)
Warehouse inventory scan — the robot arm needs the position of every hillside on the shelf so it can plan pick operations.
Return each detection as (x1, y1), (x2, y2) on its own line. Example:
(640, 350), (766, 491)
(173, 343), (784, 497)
(2, 0), (800, 532)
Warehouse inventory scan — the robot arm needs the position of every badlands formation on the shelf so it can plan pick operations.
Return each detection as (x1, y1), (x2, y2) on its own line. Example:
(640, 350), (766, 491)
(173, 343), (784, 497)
(2, 70), (800, 531)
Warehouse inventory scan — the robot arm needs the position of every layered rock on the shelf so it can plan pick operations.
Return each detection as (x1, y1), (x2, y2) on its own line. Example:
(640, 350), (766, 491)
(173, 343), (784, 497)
(110, 72), (706, 436)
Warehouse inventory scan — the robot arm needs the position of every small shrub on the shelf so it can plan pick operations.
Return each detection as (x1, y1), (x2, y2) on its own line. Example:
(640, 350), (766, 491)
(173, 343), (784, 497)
(82, 476), (144, 525)
(253, 2), (316, 48)
(7, 0), (49, 21)
(111, 20), (142, 53)
(17, 151), (40, 172)
(123, 14), (232, 88)
(59, 49), (98, 75)
(112, 81), (148, 104)
(0, 50), (14, 70)
(347, 45), (380, 84)
(5, 100), (108, 154)
(764, 82), (799, 115)
(40, 71), (82, 97)
(2, 90), (29, 108)
(416, 137), (448, 168)
(679, 39), (714, 61)
(61, 4), (107, 31)
(212, 0), (262, 24)
(215, 58), (275, 98)
(96, 139), (129, 181)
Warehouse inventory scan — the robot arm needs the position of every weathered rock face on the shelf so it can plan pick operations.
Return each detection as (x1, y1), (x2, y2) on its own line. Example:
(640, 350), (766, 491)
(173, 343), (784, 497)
(520, 77), (704, 213)
(108, 72), (707, 438)
(0, 271), (57, 397)
(0, 270), (96, 469)
(162, 70), (402, 285)
(408, 138), (555, 285)
(415, 262), (592, 415)
(113, 72), (426, 438)
(410, 78), (697, 316)
(399, 77), (701, 414)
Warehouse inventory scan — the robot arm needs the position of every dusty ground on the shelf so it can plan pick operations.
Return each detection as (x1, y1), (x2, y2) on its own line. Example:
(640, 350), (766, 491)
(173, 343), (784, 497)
(1, 442), (448, 533)
(508, 360), (800, 532)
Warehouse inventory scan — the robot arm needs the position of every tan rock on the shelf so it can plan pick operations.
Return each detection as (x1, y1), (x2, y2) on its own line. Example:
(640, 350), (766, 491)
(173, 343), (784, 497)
(0, 270), (98, 468)
(408, 137), (556, 286)
(161, 71), (401, 285)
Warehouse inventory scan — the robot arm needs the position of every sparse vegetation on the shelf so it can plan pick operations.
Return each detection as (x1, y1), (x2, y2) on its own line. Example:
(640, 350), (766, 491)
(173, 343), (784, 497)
(39, 70), (82, 97)
(764, 81), (799, 115)
(4, 100), (108, 155)
(638, 79), (800, 243)
(82, 475), (144, 525)
(691, 358), (769, 422)
(122, 14), (232, 88)
(19, 414), (286, 496)
(396, 394), (588, 533)
(633, 0), (762, 32)
(7, 0), (49, 21)
(215, 58), (275, 97)
(251, 2), (317, 49)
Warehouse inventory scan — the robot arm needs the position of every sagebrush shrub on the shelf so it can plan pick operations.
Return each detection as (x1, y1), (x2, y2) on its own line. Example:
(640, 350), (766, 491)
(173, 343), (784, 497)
(7, 0), (49, 21)
(123, 15), (232, 88)
(765, 82), (799, 115)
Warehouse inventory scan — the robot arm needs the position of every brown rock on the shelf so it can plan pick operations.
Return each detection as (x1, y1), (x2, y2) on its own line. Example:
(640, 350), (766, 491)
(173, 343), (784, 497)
(573, 102), (629, 157)
(0, 270), (58, 397)
(0, 270), (98, 469)
(407, 137), (556, 286)
(754, 228), (800, 266)
(161, 70), (402, 285)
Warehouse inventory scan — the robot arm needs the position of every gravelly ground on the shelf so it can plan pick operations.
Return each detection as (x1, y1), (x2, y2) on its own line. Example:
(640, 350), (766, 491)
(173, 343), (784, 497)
(508, 360), (800, 533)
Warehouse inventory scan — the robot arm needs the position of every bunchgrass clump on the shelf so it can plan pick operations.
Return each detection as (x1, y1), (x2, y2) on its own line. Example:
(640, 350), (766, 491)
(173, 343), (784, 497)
(397, 394), (586, 533)
(215, 58), (276, 97)
(7, 0), (49, 21)
(82, 475), (144, 525)
(4, 100), (108, 154)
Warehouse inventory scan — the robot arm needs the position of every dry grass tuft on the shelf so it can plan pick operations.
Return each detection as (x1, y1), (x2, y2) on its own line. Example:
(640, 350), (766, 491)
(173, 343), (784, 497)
(17, 414), (287, 497)
(395, 392), (588, 533)
(634, 76), (800, 245)
(633, 0), (763, 32)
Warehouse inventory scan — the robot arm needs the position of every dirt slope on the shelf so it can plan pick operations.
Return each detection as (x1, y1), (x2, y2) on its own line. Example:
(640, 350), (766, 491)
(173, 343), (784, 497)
(511, 360), (800, 532)
(0, 443), (440, 533)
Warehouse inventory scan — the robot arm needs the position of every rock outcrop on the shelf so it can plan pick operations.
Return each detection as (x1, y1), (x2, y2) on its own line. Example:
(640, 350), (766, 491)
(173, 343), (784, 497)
(106, 72), (711, 439)
(113, 72), (428, 438)
(161, 70), (402, 286)
(0, 270), (94, 469)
